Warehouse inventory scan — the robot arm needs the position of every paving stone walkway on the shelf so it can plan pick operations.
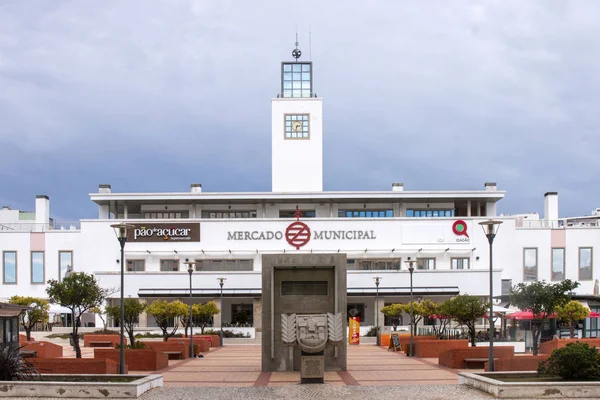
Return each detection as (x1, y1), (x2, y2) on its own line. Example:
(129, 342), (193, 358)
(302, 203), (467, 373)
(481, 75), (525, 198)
(158, 344), (458, 387)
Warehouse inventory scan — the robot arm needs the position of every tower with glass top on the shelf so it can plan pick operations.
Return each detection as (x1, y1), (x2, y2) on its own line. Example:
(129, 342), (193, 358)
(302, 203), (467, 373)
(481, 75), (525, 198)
(272, 43), (323, 192)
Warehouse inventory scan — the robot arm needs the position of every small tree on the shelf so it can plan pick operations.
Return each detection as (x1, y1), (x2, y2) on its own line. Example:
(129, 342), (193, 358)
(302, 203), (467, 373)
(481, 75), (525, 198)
(91, 306), (109, 332)
(510, 279), (580, 355)
(196, 301), (220, 334)
(146, 300), (185, 341)
(171, 300), (193, 338)
(8, 296), (49, 341)
(400, 299), (439, 336)
(441, 295), (488, 346)
(556, 300), (590, 339)
(380, 304), (403, 331)
(46, 272), (107, 358)
(106, 298), (147, 346)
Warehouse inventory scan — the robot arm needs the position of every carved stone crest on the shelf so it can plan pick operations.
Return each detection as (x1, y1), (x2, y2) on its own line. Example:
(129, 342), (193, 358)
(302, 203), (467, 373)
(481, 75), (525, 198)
(281, 312), (344, 353)
(296, 314), (328, 353)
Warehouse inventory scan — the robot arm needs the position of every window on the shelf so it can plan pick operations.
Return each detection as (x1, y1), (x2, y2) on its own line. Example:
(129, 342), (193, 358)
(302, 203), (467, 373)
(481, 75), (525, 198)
(406, 209), (455, 217)
(200, 211), (257, 219)
(31, 252), (44, 283)
(279, 210), (316, 218)
(451, 258), (470, 270)
(58, 251), (73, 282)
(284, 114), (310, 139)
(501, 279), (513, 296)
(417, 258), (435, 270)
(551, 248), (565, 281)
(194, 259), (253, 271)
(281, 281), (328, 296)
(347, 259), (401, 271)
(143, 211), (188, 219)
(281, 62), (312, 98)
(338, 209), (393, 218)
(127, 260), (145, 272)
(579, 247), (593, 281)
(160, 259), (179, 272)
(3, 251), (17, 284)
(230, 304), (253, 325)
(523, 248), (538, 281)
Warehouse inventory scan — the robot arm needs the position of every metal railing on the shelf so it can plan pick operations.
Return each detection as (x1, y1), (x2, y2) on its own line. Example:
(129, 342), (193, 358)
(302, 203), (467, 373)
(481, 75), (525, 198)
(516, 219), (599, 229)
(0, 222), (81, 232)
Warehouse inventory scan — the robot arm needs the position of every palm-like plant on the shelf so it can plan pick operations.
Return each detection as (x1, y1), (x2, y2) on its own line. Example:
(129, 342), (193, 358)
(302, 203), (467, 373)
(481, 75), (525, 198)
(0, 343), (39, 381)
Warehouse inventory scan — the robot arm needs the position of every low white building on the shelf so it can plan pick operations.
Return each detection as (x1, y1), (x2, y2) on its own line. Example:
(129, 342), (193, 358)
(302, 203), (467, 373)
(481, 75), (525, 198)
(1, 52), (599, 339)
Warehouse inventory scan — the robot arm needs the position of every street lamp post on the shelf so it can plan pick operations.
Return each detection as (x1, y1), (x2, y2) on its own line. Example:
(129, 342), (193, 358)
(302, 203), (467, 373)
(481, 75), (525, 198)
(183, 262), (196, 359)
(110, 223), (136, 375)
(373, 276), (382, 346)
(404, 259), (415, 357)
(217, 277), (226, 347)
(479, 219), (503, 372)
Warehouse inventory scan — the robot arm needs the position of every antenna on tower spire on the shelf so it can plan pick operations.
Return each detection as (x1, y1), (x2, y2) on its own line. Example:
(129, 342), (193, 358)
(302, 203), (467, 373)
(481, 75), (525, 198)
(292, 27), (302, 61)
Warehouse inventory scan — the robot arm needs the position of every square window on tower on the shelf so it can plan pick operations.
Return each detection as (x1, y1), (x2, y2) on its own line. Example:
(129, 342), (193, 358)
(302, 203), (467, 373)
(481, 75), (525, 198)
(284, 114), (310, 139)
(281, 62), (312, 98)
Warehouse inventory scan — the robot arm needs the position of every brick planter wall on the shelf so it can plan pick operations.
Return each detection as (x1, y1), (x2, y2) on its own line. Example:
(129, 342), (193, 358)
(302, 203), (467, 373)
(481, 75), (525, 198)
(140, 341), (189, 359)
(22, 341), (63, 358)
(30, 358), (124, 374)
(439, 346), (515, 369)
(197, 334), (221, 347)
(94, 349), (168, 372)
(167, 337), (211, 353)
(539, 339), (600, 355)
(83, 334), (127, 348)
(412, 340), (469, 358)
(484, 355), (549, 372)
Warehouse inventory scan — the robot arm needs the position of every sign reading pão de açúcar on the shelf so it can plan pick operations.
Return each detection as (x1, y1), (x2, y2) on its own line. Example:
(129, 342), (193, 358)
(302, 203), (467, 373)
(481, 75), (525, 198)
(127, 223), (201, 242)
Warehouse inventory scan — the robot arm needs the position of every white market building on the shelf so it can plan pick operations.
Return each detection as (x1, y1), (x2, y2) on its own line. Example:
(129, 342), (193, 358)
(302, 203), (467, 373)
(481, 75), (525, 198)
(1, 54), (599, 339)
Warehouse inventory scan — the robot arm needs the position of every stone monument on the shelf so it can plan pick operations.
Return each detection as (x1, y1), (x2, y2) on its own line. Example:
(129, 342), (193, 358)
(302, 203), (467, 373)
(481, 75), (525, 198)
(261, 254), (347, 382)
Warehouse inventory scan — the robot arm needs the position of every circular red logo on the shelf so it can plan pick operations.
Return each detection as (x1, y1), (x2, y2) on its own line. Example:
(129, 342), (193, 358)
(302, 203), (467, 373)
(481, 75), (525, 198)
(285, 221), (311, 249)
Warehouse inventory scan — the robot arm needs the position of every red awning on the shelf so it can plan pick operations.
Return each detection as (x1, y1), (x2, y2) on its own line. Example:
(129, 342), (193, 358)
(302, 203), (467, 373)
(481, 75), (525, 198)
(504, 310), (556, 320)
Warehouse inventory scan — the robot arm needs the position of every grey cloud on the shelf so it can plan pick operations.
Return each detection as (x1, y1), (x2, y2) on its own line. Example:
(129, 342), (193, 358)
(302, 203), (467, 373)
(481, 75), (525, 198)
(0, 0), (599, 218)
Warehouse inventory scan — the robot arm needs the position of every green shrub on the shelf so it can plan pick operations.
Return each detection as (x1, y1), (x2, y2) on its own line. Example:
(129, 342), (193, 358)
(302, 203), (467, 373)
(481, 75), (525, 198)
(364, 327), (378, 337)
(538, 342), (600, 380)
(115, 341), (146, 349)
(0, 343), (40, 381)
(202, 329), (249, 338)
(134, 332), (183, 339)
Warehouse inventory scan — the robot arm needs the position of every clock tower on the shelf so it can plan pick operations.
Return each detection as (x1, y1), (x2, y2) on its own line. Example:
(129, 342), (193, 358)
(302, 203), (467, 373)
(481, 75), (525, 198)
(271, 43), (323, 192)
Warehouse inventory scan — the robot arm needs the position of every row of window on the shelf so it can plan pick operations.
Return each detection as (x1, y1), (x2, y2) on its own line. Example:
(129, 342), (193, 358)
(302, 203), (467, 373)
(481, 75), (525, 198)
(406, 209), (455, 217)
(127, 259), (255, 272)
(346, 258), (470, 271)
(2, 251), (73, 284)
(135, 209), (470, 219)
(524, 247), (593, 281)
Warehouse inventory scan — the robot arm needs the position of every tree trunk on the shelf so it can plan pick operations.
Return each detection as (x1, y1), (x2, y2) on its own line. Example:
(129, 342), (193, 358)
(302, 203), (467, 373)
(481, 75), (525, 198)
(184, 325), (189, 338)
(73, 314), (82, 358)
(126, 325), (136, 347)
(570, 319), (575, 339)
(469, 325), (476, 347)
(532, 324), (541, 356)
(24, 326), (32, 342)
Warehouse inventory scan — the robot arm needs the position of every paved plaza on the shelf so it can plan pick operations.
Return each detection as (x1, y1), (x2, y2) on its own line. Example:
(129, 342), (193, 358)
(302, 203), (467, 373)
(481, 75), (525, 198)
(154, 344), (458, 387)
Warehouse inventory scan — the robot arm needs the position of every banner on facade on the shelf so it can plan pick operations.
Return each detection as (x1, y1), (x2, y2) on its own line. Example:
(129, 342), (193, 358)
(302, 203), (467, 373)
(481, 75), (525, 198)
(349, 316), (360, 345)
(127, 223), (201, 242)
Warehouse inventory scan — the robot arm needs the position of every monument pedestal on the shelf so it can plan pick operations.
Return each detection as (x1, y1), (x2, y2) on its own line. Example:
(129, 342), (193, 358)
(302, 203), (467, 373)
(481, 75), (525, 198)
(300, 351), (324, 384)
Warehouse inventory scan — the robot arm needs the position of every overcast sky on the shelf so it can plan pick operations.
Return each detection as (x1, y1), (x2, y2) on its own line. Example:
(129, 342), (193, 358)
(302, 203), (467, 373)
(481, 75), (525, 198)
(0, 0), (598, 221)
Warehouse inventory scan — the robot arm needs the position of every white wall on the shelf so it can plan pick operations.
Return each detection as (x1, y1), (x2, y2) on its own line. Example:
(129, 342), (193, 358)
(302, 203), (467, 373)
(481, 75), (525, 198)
(271, 98), (323, 192)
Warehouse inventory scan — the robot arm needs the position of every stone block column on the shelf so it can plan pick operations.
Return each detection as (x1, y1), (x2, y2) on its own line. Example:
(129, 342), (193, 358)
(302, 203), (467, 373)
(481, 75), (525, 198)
(253, 298), (262, 332)
(213, 298), (222, 328)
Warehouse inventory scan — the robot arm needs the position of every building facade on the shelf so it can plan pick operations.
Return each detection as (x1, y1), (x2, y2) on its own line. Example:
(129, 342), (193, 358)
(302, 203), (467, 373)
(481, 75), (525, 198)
(1, 53), (599, 338)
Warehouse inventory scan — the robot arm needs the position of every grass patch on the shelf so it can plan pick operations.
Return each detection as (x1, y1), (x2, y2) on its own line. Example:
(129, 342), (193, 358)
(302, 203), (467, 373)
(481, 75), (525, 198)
(480, 374), (589, 383)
